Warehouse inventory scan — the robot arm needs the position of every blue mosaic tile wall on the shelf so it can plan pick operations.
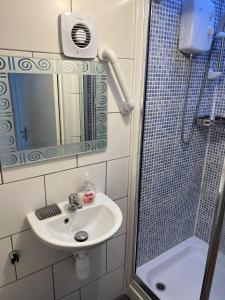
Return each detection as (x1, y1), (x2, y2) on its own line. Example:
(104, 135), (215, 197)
(137, 0), (225, 267)
(195, 1), (225, 248)
(195, 127), (225, 244)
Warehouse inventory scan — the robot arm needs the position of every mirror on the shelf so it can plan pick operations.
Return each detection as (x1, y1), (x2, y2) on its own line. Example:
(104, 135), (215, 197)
(9, 73), (60, 150)
(0, 57), (107, 167)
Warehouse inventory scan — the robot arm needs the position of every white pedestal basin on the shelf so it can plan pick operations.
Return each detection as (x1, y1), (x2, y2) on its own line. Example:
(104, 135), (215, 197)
(27, 192), (123, 252)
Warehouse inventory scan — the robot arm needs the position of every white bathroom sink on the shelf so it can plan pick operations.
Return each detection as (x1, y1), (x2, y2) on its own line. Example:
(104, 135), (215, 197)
(27, 193), (122, 252)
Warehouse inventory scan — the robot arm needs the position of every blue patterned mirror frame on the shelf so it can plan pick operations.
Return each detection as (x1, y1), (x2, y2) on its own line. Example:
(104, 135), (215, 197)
(0, 56), (107, 167)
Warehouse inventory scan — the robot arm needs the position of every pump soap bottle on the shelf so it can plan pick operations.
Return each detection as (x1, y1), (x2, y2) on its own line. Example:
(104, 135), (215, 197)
(80, 172), (96, 205)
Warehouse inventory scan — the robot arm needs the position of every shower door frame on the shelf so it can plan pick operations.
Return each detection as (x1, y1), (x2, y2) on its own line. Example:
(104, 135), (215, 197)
(124, 0), (154, 298)
(126, 0), (159, 299)
(199, 160), (225, 300)
(126, 1), (225, 300)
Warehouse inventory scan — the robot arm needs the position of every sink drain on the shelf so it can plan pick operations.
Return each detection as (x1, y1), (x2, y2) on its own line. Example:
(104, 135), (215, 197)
(156, 282), (166, 291)
(74, 231), (88, 242)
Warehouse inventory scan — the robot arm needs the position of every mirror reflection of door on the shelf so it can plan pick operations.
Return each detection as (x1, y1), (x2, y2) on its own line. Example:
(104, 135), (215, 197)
(59, 74), (96, 144)
(59, 74), (82, 145)
(8, 73), (60, 151)
(7, 72), (98, 152)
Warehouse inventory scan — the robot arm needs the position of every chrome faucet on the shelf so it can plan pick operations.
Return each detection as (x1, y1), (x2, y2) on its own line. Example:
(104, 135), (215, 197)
(68, 193), (82, 211)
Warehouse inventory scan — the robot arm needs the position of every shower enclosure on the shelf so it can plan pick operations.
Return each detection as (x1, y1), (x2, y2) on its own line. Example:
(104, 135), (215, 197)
(131, 1), (225, 299)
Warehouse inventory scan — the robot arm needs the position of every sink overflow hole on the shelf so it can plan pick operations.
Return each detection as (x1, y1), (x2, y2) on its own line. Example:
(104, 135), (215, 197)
(156, 282), (166, 291)
(74, 231), (88, 242)
(64, 218), (69, 224)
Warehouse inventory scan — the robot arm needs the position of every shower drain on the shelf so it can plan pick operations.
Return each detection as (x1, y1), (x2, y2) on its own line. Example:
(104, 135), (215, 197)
(156, 282), (166, 291)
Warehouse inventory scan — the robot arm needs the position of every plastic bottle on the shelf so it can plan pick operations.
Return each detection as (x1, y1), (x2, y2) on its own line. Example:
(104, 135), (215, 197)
(79, 172), (96, 205)
(75, 253), (90, 280)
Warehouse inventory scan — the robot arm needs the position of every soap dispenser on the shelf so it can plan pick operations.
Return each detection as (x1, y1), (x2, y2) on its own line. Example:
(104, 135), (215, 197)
(79, 172), (96, 205)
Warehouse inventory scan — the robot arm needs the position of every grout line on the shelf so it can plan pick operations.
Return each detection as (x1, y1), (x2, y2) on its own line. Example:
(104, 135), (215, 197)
(116, 57), (134, 61)
(0, 164), (3, 184)
(0, 227), (31, 241)
(0, 48), (61, 55)
(107, 111), (124, 114)
(0, 174), (47, 185)
(0, 243), (124, 294)
(77, 156), (130, 169)
(126, 157), (130, 201)
(0, 49), (32, 57)
(43, 176), (48, 206)
(51, 266), (56, 300)
(2, 156), (129, 185)
(110, 232), (126, 242)
(76, 155), (78, 168)
(10, 235), (18, 280)
(105, 161), (108, 194)
(30, 50), (63, 55)
(10, 236), (13, 250)
(114, 195), (128, 202)
(106, 239), (108, 273)
(1, 166), (79, 185)
(0, 253), (72, 289)
(123, 226), (128, 283)
(58, 265), (125, 300)
(0, 48), (134, 60)
(58, 274), (110, 300)
(0, 265), (54, 289)
(52, 255), (74, 266)
(72, 160), (110, 173)
(0, 279), (17, 290)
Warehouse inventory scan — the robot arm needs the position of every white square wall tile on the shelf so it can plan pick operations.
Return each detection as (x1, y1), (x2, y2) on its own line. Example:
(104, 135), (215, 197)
(81, 267), (124, 300)
(107, 59), (133, 113)
(12, 230), (69, 279)
(78, 113), (130, 166)
(107, 157), (129, 200)
(60, 290), (80, 300)
(53, 244), (106, 299)
(114, 197), (128, 237)
(45, 163), (106, 205)
(72, 0), (135, 59)
(0, 267), (54, 300)
(32, 52), (64, 59)
(2, 157), (77, 183)
(0, 0), (70, 53)
(107, 235), (126, 273)
(0, 50), (32, 57)
(0, 238), (16, 288)
(0, 177), (45, 238)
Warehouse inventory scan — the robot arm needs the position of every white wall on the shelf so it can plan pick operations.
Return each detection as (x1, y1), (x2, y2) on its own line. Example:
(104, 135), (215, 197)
(0, 1), (144, 299)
